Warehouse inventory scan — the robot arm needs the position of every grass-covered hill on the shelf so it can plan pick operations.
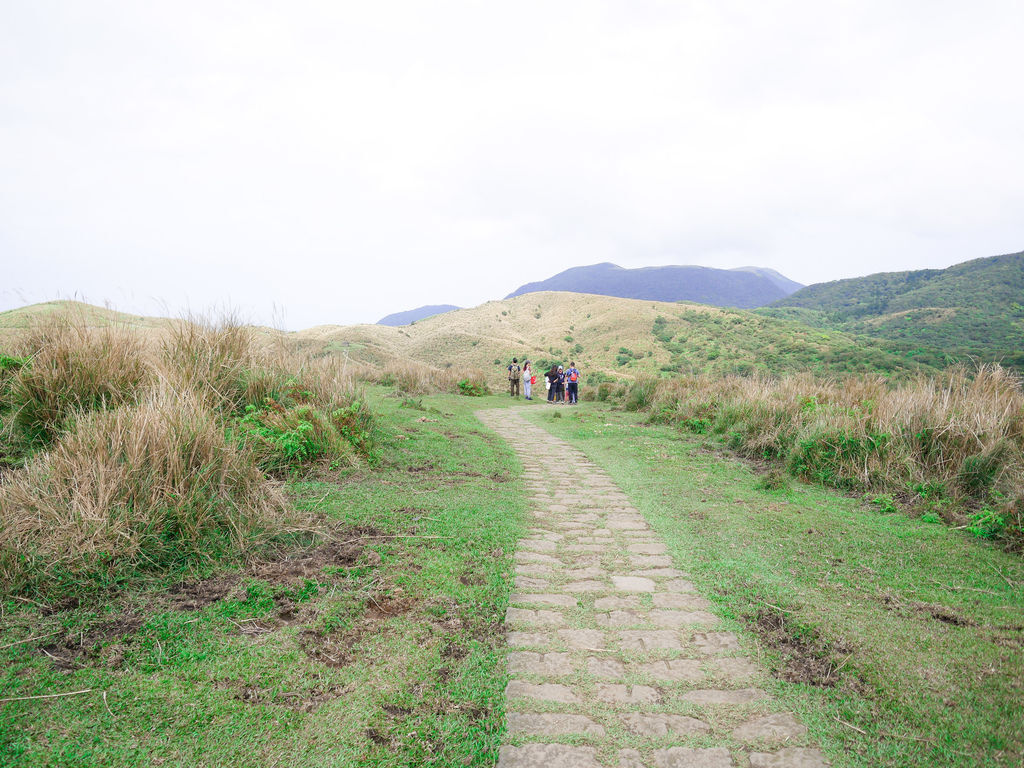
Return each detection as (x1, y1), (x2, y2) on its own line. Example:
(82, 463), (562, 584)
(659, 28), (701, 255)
(376, 304), (461, 326)
(295, 291), (933, 382)
(505, 262), (803, 308)
(768, 250), (1024, 369)
(1, 294), (935, 388)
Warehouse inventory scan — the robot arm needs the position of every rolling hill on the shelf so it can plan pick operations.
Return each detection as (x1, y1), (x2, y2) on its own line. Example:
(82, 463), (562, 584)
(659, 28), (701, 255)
(505, 262), (803, 308)
(377, 304), (461, 326)
(1, 294), (933, 389)
(288, 292), (933, 385)
(768, 250), (1024, 369)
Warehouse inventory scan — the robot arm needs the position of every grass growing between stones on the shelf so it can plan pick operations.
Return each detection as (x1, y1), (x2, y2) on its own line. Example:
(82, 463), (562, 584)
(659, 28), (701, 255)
(521, 403), (1024, 768)
(0, 389), (526, 767)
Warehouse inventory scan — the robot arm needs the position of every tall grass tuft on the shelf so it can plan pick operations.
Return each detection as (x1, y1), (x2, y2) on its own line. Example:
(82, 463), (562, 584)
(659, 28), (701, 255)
(0, 310), (374, 592)
(369, 359), (487, 396)
(636, 365), (1024, 544)
(0, 384), (286, 590)
(9, 314), (151, 443)
(161, 312), (269, 414)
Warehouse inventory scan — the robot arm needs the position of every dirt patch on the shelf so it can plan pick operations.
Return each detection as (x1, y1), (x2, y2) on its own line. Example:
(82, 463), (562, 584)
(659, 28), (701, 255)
(750, 606), (856, 689)
(40, 596), (81, 616)
(167, 576), (238, 611)
(41, 614), (143, 671)
(407, 462), (437, 473)
(167, 528), (378, 612)
(299, 594), (417, 668)
(214, 677), (348, 712)
(913, 602), (978, 627)
(250, 536), (369, 585)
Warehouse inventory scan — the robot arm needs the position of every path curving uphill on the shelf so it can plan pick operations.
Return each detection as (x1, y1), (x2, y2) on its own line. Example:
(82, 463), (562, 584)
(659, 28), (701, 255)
(477, 408), (829, 768)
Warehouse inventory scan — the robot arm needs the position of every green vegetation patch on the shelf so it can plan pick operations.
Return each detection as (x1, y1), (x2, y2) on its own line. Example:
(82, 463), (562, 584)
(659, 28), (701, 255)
(0, 389), (526, 767)
(769, 251), (1024, 371)
(522, 403), (1024, 768)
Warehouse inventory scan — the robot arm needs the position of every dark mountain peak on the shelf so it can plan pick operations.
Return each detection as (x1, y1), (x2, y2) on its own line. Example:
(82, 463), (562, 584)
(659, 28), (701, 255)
(505, 263), (802, 308)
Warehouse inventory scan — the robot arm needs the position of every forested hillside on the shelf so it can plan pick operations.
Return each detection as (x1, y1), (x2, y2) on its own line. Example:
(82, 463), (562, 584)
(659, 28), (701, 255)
(769, 251), (1024, 368)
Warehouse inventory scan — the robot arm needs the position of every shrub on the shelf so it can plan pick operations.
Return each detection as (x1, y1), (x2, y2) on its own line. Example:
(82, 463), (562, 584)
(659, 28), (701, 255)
(624, 376), (659, 412)
(458, 379), (487, 397)
(0, 385), (287, 590)
(237, 403), (359, 475)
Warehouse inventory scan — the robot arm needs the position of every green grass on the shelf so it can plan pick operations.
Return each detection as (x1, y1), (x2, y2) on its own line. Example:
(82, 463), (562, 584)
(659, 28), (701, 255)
(0, 389), (528, 767)
(768, 250), (1024, 370)
(520, 403), (1024, 768)
(650, 307), (936, 376)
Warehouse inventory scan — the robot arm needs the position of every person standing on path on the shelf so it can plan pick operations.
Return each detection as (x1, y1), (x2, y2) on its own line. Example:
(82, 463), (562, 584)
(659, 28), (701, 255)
(522, 360), (533, 400)
(565, 362), (580, 404)
(507, 358), (521, 398)
(554, 365), (565, 403)
(545, 363), (560, 403)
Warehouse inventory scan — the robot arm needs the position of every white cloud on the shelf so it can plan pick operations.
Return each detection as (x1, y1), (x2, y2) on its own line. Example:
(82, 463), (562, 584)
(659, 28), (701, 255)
(1, 0), (1022, 327)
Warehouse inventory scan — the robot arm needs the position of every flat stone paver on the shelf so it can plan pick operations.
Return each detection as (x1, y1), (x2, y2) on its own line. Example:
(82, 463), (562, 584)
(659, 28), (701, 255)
(477, 408), (828, 768)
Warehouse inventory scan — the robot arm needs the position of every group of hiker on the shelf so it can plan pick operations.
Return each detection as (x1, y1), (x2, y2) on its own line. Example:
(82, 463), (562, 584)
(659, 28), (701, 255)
(506, 358), (581, 404)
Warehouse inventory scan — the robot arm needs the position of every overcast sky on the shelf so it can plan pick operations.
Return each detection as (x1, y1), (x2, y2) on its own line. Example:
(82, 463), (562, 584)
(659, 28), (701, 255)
(2, 1), (1022, 328)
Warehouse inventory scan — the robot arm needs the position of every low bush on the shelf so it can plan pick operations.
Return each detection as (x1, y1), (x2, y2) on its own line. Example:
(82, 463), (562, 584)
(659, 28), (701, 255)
(623, 375), (659, 412)
(458, 378), (487, 397)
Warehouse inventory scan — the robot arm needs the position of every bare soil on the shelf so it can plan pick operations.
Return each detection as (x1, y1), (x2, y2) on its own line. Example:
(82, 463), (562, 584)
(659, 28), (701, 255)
(751, 606), (857, 689)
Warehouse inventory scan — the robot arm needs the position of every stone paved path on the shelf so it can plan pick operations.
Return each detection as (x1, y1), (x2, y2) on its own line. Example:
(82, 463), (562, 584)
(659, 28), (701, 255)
(477, 408), (829, 768)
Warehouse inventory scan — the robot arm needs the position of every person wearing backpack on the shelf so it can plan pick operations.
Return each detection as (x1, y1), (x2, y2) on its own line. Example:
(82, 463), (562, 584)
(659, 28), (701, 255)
(507, 358), (521, 398)
(566, 362), (580, 404)
(522, 360), (533, 400)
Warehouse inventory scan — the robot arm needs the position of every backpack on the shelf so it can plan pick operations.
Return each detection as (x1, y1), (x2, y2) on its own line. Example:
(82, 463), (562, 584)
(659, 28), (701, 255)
(569, 370), (578, 382)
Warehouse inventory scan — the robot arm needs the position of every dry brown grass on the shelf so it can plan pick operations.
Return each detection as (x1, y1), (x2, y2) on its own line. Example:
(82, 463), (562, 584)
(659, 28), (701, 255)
(0, 309), (369, 591)
(0, 383), (287, 588)
(10, 313), (152, 441)
(638, 365), (1024, 542)
(365, 359), (487, 395)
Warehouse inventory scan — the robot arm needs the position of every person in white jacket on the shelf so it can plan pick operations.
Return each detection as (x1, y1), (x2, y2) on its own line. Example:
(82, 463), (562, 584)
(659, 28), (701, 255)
(522, 361), (533, 400)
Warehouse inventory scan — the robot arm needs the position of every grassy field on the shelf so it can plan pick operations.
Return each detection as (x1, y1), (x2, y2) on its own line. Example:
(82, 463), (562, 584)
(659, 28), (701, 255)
(0, 294), (935, 394)
(4, 362), (1023, 768)
(520, 402), (1024, 768)
(0, 390), (526, 767)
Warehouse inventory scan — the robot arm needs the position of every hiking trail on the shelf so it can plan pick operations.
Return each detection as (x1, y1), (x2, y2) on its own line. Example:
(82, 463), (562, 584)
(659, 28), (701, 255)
(477, 407), (829, 768)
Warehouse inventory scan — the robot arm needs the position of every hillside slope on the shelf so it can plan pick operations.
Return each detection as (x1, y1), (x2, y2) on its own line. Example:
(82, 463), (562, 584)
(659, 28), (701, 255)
(300, 292), (932, 384)
(0, 295), (934, 389)
(377, 304), (461, 326)
(505, 263), (802, 308)
(769, 251), (1024, 368)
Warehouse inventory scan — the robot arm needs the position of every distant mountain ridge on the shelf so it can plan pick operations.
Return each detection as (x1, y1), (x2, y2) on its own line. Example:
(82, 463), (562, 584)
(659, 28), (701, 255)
(505, 262), (802, 308)
(378, 304), (461, 326)
(768, 250), (1024, 369)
